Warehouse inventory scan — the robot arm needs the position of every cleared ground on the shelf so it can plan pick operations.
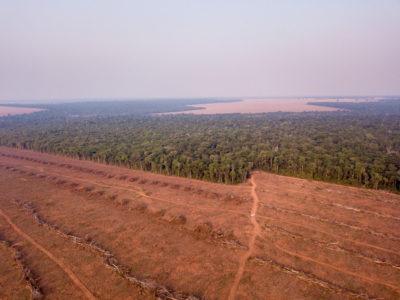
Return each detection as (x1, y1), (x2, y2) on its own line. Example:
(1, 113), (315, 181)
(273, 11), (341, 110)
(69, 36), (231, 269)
(0, 106), (45, 116)
(0, 146), (399, 299)
(164, 97), (380, 114)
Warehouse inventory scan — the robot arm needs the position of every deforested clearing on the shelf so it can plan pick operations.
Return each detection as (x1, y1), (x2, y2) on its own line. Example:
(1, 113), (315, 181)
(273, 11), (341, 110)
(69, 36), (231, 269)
(0, 147), (399, 299)
(0, 106), (44, 116)
(163, 98), (376, 114)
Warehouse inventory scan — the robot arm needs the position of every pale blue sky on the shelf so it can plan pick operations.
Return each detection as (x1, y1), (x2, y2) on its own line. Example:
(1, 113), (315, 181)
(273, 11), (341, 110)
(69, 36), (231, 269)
(0, 1), (399, 101)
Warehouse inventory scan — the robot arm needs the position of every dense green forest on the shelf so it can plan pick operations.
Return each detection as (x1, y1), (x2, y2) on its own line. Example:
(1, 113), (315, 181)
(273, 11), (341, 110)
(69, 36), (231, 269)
(0, 100), (399, 191)
(308, 99), (400, 114)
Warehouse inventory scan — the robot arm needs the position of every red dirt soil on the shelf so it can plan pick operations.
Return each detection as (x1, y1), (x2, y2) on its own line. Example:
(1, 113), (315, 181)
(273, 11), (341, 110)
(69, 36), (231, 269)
(0, 146), (399, 299)
(0, 241), (32, 299)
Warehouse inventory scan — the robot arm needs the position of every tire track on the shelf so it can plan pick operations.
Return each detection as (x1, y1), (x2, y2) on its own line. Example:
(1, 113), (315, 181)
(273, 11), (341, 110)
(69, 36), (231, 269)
(0, 208), (97, 300)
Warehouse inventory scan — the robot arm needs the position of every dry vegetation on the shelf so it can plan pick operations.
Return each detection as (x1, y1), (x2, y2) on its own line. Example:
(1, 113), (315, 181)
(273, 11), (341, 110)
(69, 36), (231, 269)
(0, 146), (399, 299)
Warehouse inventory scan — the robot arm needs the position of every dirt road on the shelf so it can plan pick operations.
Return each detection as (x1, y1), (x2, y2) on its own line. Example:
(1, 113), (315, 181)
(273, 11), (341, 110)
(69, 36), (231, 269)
(0, 208), (97, 300)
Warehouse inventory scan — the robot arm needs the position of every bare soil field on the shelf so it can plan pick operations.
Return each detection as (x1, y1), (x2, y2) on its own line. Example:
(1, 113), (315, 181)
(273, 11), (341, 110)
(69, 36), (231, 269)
(163, 97), (377, 114)
(0, 106), (45, 116)
(0, 146), (399, 299)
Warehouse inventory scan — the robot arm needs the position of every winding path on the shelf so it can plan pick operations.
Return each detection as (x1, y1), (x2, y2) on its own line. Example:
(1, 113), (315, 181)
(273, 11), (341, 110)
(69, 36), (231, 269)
(228, 175), (261, 300)
(0, 208), (97, 300)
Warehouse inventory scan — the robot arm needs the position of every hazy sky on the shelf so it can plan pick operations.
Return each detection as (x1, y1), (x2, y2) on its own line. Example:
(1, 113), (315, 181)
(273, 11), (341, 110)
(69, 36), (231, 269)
(0, 1), (399, 102)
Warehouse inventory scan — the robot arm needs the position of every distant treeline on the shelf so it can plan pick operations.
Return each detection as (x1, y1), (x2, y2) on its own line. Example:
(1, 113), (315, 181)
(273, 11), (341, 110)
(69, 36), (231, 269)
(308, 99), (400, 114)
(1, 100), (399, 191)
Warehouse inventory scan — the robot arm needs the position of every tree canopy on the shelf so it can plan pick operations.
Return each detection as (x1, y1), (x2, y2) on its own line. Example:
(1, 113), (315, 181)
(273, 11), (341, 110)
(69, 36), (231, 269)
(0, 100), (399, 192)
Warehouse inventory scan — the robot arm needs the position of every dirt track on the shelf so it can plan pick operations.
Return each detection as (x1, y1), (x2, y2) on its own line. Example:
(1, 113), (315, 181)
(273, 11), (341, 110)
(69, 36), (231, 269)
(228, 176), (261, 300)
(0, 208), (96, 300)
(0, 146), (400, 299)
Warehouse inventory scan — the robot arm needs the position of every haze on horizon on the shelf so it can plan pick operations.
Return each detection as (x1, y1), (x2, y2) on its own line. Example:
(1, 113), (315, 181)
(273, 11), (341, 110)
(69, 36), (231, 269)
(0, 1), (399, 103)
